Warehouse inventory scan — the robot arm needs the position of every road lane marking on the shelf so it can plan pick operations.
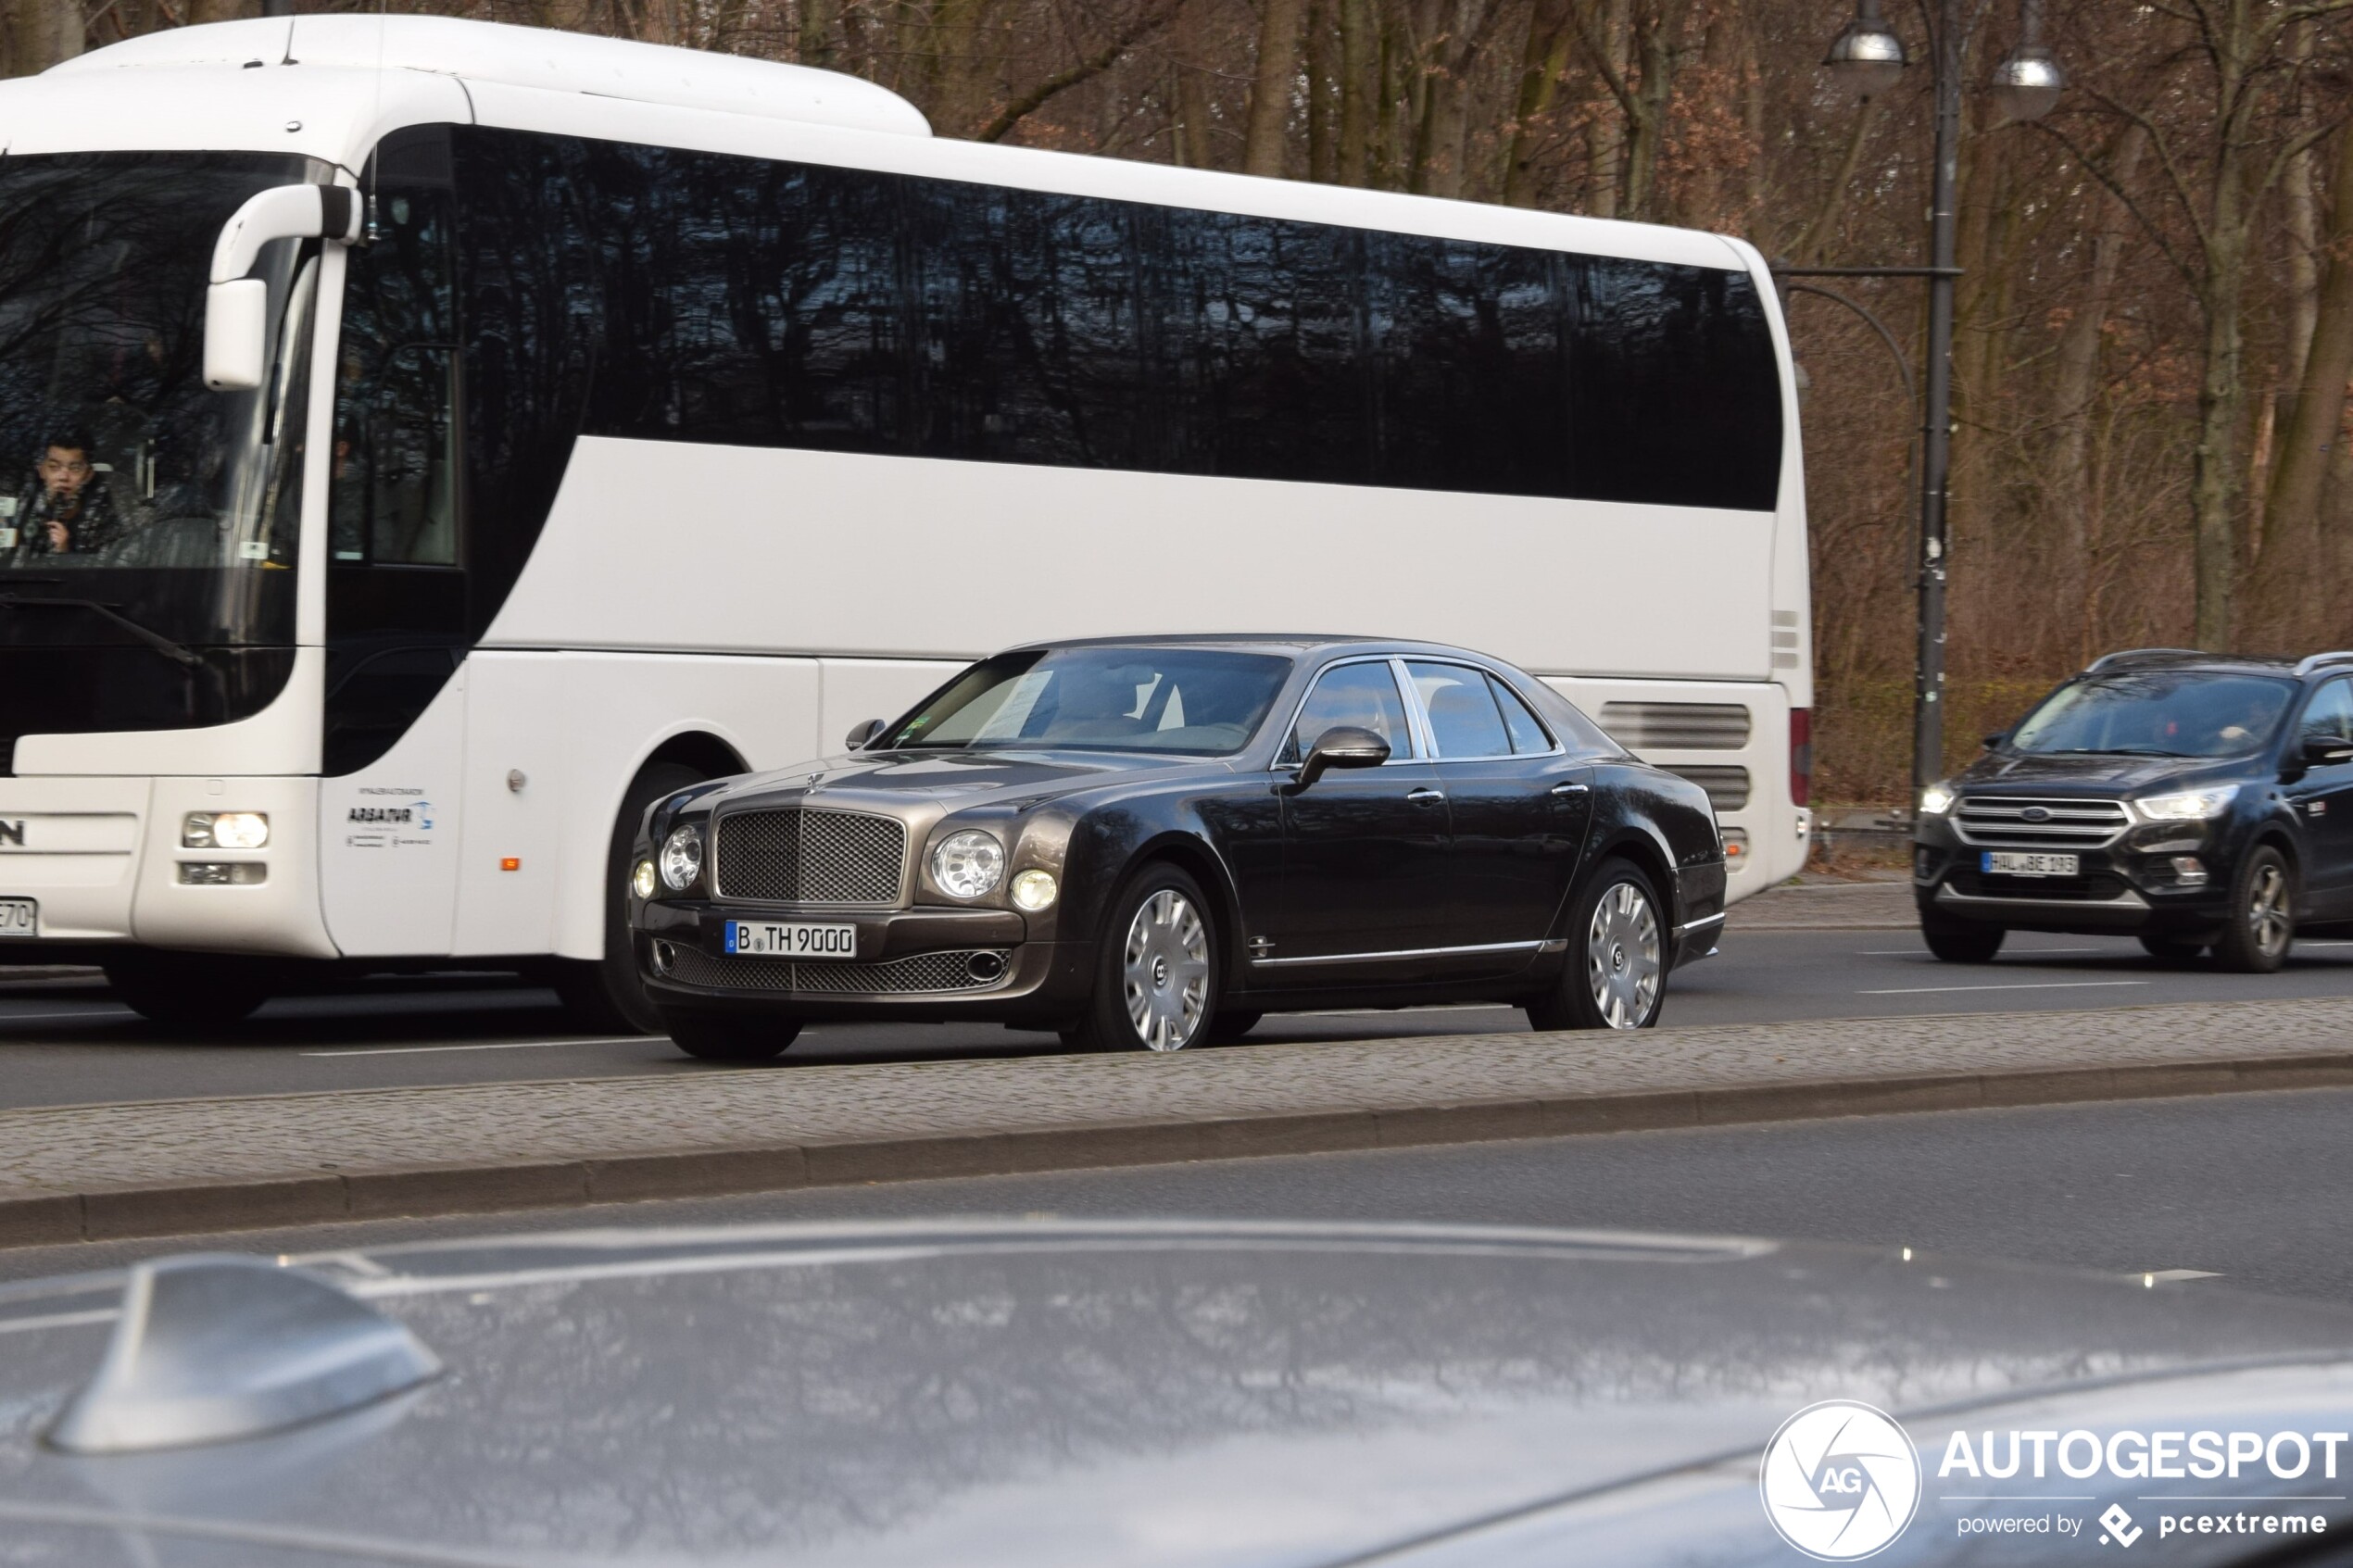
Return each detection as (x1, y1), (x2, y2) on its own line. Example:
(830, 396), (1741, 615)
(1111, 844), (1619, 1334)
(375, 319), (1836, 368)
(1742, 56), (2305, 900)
(1856, 947), (2105, 956)
(302, 1036), (646, 1058)
(1857, 980), (2150, 995)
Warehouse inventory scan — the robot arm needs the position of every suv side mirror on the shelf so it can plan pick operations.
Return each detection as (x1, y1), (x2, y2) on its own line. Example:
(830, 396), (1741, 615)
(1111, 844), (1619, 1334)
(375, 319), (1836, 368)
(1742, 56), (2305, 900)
(204, 185), (361, 391)
(1290, 725), (1390, 792)
(2303, 736), (2353, 767)
(844, 718), (887, 751)
(1982, 730), (2008, 750)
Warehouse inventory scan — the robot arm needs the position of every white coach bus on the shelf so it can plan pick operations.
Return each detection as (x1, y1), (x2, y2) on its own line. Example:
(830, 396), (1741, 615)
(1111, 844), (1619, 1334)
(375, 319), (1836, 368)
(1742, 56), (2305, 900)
(0, 15), (1811, 1028)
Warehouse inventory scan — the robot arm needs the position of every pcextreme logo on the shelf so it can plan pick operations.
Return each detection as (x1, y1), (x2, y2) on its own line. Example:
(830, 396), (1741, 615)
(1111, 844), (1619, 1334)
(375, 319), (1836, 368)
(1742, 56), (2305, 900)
(1761, 1399), (1924, 1561)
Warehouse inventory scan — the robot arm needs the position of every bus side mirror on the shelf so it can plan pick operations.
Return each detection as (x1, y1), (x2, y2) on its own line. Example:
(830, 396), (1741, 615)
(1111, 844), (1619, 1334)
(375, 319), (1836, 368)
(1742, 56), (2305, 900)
(204, 184), (361, 393)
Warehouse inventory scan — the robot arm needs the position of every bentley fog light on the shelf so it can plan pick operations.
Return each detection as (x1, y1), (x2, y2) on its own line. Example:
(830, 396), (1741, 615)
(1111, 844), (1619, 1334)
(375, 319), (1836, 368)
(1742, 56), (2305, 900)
(1011, 869), (1058, 911)
(2136, 784), (2238, 822)
(632, 859), (658, 899)
(183, 811), (269, 849)
(933, 831), (1004, 899)
(1918, 783), (1956, 816)
(659, 824), (704, 892)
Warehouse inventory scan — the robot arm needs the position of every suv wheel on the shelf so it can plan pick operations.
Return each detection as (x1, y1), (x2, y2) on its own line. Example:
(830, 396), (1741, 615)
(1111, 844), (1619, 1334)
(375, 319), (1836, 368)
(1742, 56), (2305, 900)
(1920, 915), (2004, 963)
(2211, 845), (2294, 973)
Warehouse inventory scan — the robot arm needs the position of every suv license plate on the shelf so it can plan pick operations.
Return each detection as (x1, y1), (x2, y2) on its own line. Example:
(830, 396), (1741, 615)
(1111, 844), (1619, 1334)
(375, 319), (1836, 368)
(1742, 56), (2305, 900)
(724, 921), (856, 959)
(1983, 851), (2078, 878)
(0, 898), (34, 936)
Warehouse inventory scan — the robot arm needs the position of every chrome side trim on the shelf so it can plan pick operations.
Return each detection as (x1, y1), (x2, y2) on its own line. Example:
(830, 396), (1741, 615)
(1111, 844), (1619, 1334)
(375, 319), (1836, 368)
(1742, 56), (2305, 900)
(1672, 910), (1728, 939)
(1251, 938), (1546, 969)
(1935, 884), (2150, 911)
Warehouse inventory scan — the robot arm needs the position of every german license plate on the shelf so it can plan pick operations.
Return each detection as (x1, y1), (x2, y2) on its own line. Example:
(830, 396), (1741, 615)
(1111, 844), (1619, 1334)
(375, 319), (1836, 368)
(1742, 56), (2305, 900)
(1982, 851), (2077, 878)
(0, 898), (32, 936)
(724, 920), (856, 959)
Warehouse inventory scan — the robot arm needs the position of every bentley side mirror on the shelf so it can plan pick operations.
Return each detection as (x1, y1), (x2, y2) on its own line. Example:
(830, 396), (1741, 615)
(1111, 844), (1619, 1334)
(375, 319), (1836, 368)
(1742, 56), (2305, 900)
(204, 185), (361, 392)
(844, 718), (887, 751)
(2303, 736), (2353, 767)
(1290, 725), (1390, 792)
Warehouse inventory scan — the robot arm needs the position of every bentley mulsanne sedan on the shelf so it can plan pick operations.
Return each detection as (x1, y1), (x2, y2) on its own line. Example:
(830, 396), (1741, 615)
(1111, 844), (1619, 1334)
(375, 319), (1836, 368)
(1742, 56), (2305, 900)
(627, 636), (1726, 1059)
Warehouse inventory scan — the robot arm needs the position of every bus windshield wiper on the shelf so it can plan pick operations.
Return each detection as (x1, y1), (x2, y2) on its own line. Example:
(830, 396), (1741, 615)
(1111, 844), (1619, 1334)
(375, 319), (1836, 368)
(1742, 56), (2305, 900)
(0, 594), (205, 669)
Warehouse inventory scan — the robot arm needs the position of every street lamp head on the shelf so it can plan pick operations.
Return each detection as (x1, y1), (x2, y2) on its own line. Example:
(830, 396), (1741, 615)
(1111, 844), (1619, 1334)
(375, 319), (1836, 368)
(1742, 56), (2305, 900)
(1988, 43), (2064, 122)
(1823, 0), (1906, 100)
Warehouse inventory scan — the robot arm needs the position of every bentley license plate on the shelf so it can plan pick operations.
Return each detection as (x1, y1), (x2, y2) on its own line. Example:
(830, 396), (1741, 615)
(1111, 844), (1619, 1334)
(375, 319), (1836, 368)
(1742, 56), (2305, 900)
(724, 920), (856, 959)
(1982, 851), (2077, 878)
(0, 898), (33, 936)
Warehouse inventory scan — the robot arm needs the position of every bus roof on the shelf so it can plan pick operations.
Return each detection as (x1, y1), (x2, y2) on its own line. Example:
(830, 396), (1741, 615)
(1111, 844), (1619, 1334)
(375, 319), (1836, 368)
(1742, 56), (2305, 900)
(47, 14), (931, 139)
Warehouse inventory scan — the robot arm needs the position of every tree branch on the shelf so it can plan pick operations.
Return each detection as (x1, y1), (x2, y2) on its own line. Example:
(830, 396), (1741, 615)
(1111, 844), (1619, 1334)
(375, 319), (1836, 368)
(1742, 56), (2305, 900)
(2030, 117), (2200, 291)
(972, 0), (1183, 142)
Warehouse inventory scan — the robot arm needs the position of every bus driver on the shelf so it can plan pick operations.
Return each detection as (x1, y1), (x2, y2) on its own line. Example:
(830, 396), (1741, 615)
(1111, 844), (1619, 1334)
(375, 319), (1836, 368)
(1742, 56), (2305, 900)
(6, 431), (122, 559)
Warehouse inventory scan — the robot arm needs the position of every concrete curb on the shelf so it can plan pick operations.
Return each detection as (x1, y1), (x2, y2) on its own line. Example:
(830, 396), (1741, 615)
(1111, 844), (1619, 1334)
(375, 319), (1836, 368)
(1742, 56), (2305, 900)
(7, 1046), (2349, 1248)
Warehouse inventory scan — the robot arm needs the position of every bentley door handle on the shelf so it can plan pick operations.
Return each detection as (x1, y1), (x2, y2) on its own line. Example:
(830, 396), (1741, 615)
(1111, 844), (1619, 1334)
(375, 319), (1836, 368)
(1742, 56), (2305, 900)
(1550, 782), (1590, 796)
(1405, 787), (1446, 804)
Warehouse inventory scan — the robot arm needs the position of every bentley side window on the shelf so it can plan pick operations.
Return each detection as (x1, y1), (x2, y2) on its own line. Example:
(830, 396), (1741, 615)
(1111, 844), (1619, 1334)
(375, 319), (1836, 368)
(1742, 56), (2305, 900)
(1292, 661), (1414, 759)
(1487, 675), (1555, 754)
(1407, 661), (1512, 759)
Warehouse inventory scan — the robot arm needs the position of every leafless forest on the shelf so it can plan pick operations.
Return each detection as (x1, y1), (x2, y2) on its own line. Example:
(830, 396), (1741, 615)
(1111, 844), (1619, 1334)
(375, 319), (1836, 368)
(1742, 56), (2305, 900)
(5, 0), (2349, 801)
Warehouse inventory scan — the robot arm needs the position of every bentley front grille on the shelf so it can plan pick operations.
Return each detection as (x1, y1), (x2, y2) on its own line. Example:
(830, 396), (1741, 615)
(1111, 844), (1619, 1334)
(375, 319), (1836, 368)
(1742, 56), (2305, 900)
(664, 946), (1011, 995)
(712, 809), (908, 906)
(1952, 796), (2130, 850)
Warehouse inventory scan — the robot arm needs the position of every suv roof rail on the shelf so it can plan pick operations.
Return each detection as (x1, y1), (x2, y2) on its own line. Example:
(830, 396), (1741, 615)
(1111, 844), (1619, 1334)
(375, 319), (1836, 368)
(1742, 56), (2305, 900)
(2294, 650), (2353, 677)
(2085, 647), (2205, 672)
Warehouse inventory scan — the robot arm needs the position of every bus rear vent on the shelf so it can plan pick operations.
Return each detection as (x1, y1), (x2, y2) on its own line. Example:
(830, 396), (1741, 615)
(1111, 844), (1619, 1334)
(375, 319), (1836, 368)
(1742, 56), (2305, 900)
(1664, 766), (1751, 813)
(1597, 703), (1753, 752)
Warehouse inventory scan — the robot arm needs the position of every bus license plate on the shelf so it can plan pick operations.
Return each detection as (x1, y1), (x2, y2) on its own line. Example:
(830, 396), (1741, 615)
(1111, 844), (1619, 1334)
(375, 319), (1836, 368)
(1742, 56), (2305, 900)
(724, 921), (856, 959)
(0, 898), (34, 936)
(1982, 851), (2077, 878)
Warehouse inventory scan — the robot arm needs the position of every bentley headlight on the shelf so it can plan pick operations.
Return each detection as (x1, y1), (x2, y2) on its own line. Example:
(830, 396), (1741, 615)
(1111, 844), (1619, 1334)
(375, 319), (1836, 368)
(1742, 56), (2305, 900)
(1918, 783), (1957, 816)
(659, 823), (704, 892)
(933, 831), (1004, 899)
(1011, 869), (1059, 911)
(2135, 784), (2238, 822)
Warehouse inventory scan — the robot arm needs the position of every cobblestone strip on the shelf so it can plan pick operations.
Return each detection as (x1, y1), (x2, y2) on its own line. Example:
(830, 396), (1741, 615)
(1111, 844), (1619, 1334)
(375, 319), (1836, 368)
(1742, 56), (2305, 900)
(2, 997), (2347, 1246)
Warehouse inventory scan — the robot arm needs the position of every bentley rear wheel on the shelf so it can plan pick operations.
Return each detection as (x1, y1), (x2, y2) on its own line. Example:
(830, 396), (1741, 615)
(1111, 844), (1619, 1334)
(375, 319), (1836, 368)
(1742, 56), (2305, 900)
(1525, 858), (1666, 1031)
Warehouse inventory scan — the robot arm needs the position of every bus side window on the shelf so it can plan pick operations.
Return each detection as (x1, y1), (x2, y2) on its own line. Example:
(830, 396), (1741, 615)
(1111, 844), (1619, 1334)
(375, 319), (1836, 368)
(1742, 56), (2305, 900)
(333, 186), (459, 568)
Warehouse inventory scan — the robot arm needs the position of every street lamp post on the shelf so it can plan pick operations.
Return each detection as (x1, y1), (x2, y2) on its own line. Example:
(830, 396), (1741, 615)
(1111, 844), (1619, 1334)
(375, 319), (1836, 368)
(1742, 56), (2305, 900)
(1800, 0), (2063, 811)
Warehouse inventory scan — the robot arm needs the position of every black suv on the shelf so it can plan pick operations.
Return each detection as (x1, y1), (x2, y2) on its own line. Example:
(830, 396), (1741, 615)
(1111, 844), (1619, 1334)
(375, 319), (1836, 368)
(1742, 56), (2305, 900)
(1912, 648), (2353, 971)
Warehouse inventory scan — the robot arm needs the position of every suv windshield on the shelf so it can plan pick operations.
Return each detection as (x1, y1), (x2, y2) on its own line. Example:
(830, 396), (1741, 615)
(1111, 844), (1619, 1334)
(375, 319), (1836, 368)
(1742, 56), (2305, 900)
(883, 647), (1294, 755)
(2008, 671), (2296, 759)
(0, 152), (322, 746)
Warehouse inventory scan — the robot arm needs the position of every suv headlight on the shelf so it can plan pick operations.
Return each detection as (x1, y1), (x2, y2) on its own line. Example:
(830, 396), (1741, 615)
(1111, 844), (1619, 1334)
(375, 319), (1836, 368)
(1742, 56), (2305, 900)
(2135, 784), (2239, 822)
(1919, 783), (1957, 816)
(659, 823), (705, 891)
(932, 830), (1004, 899)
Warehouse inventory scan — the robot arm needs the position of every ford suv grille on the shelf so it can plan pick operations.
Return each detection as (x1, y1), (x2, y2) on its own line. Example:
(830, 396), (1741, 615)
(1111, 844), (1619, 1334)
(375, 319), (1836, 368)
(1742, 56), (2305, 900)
(1953, 796), (2129, 849)
(712, 809), (908, 906)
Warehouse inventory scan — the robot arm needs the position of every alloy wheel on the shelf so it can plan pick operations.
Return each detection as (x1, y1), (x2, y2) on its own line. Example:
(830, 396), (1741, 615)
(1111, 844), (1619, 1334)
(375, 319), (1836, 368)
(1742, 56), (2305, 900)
(1585, 880), (1662, 1029)
(2246, 861), (2291, 959)
(1122, 888), (1210, 1051)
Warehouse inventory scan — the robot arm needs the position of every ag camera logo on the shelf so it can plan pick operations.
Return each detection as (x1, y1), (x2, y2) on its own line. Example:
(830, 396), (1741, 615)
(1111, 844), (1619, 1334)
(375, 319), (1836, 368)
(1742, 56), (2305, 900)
(1761, 1399), (1923, 1560)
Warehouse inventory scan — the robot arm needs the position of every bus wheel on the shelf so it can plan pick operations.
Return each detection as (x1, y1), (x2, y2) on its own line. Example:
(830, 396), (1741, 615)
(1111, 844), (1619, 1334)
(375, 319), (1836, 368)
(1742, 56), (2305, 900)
(553, 760), (706, 1035)
(104, 951), (273, 1029)
(661, 1010), (800, 1063)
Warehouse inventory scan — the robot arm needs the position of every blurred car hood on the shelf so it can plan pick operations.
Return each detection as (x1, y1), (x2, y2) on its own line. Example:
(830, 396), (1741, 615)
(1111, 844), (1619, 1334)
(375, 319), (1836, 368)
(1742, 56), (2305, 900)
(0, 1218), (2348, 1567)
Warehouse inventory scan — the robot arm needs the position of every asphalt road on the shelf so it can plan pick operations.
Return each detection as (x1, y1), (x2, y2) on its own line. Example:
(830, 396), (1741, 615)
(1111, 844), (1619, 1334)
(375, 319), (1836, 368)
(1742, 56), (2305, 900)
(5, 1084), (2347, 1304)
(6, 922), (2353, 1110)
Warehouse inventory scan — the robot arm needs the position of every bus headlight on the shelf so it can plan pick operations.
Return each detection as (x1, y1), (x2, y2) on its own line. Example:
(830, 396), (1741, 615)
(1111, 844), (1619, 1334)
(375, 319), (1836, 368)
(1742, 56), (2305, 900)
(1011, 869), (1058, 911)
(932, 831), (1004, 899)
(183, 811), (269, 849)
(632, 859), (658, 899)
(659, 824), (704, 891)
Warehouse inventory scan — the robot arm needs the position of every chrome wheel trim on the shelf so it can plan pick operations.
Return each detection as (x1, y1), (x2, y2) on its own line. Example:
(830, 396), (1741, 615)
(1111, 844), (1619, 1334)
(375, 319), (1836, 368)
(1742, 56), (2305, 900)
(1585, 880), (1662, 1029)
(1122, 888), (1210, 1051)
(2247, 861), (2291, 958)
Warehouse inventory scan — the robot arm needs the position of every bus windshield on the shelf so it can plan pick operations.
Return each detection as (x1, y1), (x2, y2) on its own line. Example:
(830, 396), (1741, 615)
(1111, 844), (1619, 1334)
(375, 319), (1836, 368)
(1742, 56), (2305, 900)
(883, 648), (1295, 756)
(0, 152), (322, 743)
(0, 152), (320, 597)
